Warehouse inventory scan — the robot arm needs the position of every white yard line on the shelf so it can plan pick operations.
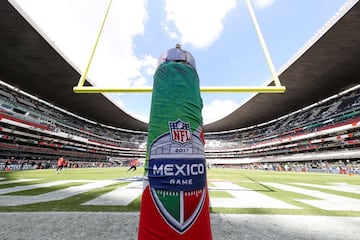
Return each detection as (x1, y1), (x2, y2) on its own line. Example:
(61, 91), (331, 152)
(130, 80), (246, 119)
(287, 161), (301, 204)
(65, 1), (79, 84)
(209, 181), (301, 209)
(82, 181), (143, 206)
(0, 180), (117, 206)
(0, 178), (38, 185)
(264, 182), (360, 211)
(293, 182), (360, 194)
(0, 180), (88, 194)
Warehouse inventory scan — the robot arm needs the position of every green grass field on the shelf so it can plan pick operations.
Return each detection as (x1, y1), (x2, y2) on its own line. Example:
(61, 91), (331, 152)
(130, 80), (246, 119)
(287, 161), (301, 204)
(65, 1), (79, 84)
(0, 167), (359, 216)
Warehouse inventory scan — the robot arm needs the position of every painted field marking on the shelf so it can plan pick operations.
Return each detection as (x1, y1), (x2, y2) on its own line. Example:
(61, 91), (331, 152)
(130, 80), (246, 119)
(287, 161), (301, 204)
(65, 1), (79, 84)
(0, 180), (87, 195)
(209, 181), (301, 209)
(82, 181), (143, 206)
(1, 179), (359, 210)
(264, 182), (360, 211)
(0, 180), (117, 206)
(0, 179), (38, 185)
(293, 183), (360, 194)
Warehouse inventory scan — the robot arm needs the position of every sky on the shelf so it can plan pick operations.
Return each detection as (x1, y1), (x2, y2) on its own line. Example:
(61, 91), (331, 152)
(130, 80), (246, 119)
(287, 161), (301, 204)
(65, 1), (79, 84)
(12, 0), (352, 125)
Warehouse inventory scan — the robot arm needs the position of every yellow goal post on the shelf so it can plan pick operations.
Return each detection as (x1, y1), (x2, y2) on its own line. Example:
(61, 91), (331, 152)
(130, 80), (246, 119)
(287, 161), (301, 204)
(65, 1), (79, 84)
(73, 0), (286, 94)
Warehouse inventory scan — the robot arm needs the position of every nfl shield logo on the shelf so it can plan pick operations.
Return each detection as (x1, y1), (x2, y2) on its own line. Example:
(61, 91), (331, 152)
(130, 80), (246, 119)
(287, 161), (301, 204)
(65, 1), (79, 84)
(169, 119), (192, 145)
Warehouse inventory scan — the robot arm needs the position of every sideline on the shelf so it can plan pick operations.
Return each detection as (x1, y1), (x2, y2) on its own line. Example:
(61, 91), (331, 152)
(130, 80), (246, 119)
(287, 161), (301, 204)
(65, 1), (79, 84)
(0, 212), (359, 240)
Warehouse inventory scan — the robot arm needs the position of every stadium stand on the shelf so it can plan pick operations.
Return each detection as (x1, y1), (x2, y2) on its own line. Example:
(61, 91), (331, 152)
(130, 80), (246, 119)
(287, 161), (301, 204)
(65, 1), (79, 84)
(1, 79), (359, 175)
(0, 81), (147, 170)
(1, 0), (360, 175)
(204, 84), (360, 174)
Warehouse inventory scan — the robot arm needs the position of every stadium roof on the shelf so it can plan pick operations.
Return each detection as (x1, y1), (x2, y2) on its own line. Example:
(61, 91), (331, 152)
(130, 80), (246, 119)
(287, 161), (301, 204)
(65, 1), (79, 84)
(1, 1), (360, 133)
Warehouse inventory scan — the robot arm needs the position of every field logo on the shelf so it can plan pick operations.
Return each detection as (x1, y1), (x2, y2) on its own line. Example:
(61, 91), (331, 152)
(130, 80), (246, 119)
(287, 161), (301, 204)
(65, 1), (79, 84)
(148, 124), (206, 233)
(169, 119), (192, 145)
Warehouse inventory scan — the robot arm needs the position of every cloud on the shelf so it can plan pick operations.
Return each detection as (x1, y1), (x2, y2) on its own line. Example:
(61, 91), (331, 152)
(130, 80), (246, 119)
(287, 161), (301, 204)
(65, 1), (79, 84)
(253, 0), (275, 9)
(14, 0), (150, 89)
(163, 0), (237, 49)
(141, 54), (158, 77)
(202, 99), (239, 124)
(112, 98), (149, 123)
(128, 111), (149, 123)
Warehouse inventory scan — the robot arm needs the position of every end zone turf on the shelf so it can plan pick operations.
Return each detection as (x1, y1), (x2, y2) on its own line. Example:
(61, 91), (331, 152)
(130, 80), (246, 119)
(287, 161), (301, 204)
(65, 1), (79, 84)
(0, 168), (359, 216)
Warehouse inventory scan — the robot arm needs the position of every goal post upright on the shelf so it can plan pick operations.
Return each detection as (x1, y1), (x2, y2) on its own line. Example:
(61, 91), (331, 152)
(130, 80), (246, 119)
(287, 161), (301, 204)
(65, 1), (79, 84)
(73, 0), (286, 94)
